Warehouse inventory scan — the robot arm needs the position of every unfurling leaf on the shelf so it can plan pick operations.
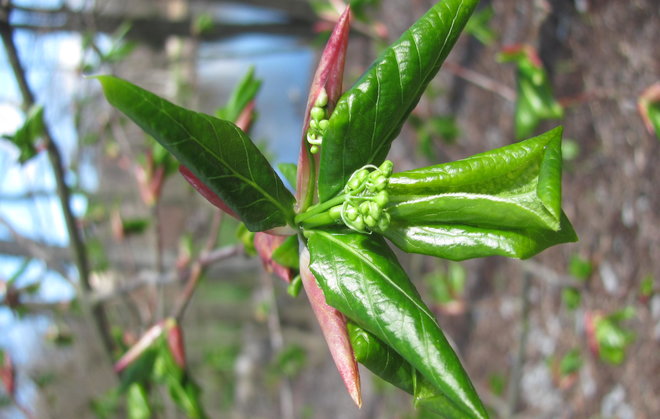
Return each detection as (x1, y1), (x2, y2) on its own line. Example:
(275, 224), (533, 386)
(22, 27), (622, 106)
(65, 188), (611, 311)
(296, 5), (351, 212)
(384, 127), (577, 260)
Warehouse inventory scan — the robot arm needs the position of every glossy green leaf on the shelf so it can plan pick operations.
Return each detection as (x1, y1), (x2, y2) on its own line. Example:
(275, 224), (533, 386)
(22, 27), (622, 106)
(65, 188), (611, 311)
(388, 128), (563, 230)
(318, 0), (478, 202)
(382, 127), (577, 260)
(347, 322), (479, 418)
(96, 75), (294, 231)
(308, 230), (487, 419)
(384, 212), (577, 261)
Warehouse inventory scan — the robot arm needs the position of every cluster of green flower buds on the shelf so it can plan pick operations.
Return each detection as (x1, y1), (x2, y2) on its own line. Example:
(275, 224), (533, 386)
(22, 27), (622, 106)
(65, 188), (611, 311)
(306, 89), (329, 154)
(341, 160), (394, 233)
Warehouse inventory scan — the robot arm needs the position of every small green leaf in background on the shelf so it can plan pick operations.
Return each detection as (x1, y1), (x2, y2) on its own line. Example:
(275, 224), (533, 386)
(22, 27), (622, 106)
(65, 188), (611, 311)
(488, 373), (506, 397)
(559, 349), (582, 377)
(595, 307), (636, 365)
(465, 6), (496, 45)
(411, 114), (460, 159)
(193, 12), (215, 36)
(3, 105), (44, 164)
(271, 235), (300, 269)
(569, 254), (592, 281)
(639, 275), (654, 300)
(638, 82), (660, 140)
(126, 383), (152, 419)
(424, 262), (466, 307)
(318, 0), (479, 202)
(268, 345), (307, 379)
(277, 162), (298, 190)
(96, 75), (294, 232)
(498, 45), (564, 139)
(215, 66), (261, 123)
(562, 287), (581, 310)
(308, 231), (488, 419)
(121, 218), (150, 236)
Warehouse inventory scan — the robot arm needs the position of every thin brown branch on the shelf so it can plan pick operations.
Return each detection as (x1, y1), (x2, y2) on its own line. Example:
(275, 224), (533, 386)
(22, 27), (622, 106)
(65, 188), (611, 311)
(444, 61), (516, 102)
(171, 210), (224, 321)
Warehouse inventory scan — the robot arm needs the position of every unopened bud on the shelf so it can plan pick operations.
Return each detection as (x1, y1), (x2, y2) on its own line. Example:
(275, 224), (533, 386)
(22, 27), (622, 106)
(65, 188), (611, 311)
(364, 215), (377, 228)
(311, 106), (325, 121)
(374, 191), (389, 207)
(345, 205), (359, 221)
(315, 88), (328, 107)
(352, 216), (365, 231)
(368, 202), (380, 219)
(318, 119), (329, 132)
(379, 160), (394, 177)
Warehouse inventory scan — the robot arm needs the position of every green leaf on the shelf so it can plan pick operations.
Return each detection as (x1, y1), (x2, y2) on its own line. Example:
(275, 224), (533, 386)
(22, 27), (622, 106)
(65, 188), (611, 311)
(562, 287), (581, 310)
(465, 6), (496, 45)
(568, 254), (593, 280)
(384, 213), (577, 261)
(277, 162), (298, 190)
(559, 349), (582, 377)
(215, 66), (261, 123)
(499, 46), (563, 139)
(388, 128), (564, 230)
(595, 309), (636, 365)
(126, 384), (152, 419)
(6, 105), (44, 163)
(318, 0), (478, 202)
(271, 235), (300, 269)
(308, 230), (487, 419)
(96, 75), (294, 231)
(383, 128), (577, 260)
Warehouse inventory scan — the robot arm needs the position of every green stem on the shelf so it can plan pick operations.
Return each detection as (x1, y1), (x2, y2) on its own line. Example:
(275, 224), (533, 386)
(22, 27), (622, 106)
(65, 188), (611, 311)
(300, 205), (342, 229)
(295, 194), (345, 224)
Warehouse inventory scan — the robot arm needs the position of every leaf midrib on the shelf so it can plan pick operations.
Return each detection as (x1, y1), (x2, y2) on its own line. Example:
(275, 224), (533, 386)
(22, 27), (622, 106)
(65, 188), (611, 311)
(137, 87), (291, 221)
(316, 231), (436, 325)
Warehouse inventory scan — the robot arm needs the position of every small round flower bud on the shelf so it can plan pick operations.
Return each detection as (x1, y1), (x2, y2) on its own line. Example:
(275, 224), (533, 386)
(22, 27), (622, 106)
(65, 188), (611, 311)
(311, 106), (325, 121)
(368, 202), (380, 219)
(359, 201), (372, 215)
(318, 119), (329, 132)
(371, 175), (388, 191)
(374, 191), (389, 207)
(379, 160), (393, 177)
(352, 216), (365, 231)
(364, 215), (377, 228)
(345, 205), (358, 221)
(309, 120), (319, 130)
(310, 145), (319, 154)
